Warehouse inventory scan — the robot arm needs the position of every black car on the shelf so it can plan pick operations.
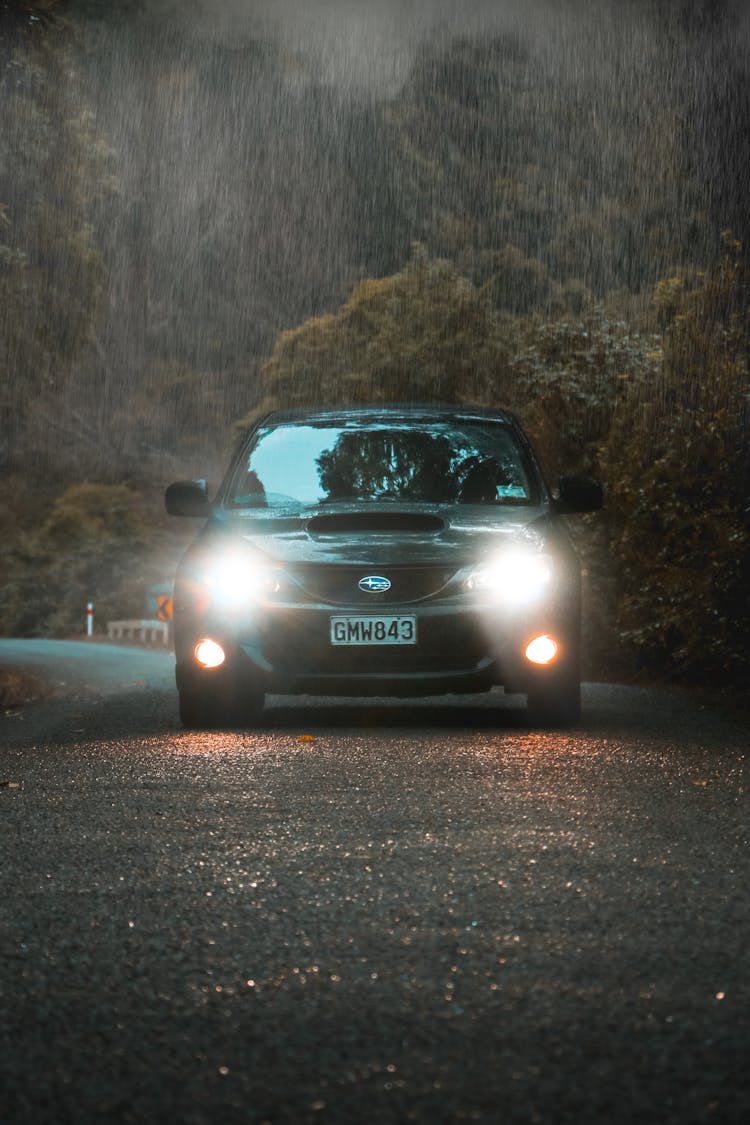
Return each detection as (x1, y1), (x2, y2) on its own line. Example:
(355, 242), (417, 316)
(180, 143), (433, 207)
(165, 404), (601, 728)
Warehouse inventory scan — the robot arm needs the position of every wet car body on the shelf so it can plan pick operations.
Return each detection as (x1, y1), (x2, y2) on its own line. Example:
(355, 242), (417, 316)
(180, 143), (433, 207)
(166, 405), (601, 727)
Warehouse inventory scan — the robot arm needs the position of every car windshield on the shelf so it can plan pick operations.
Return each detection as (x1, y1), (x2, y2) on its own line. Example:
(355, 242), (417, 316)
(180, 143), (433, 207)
(227, 418), (538, 509)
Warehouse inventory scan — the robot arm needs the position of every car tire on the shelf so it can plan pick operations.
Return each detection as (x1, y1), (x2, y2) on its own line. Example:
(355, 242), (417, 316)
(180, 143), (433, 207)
(525, 641), (582, 727)
(178, 678), (264, 730)
(526, 677), (581, 727)
(178, 686), (217, 729)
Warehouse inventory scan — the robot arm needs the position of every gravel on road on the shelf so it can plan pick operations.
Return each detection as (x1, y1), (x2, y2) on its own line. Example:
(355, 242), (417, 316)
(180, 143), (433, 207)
(1, 644), (748, 1124)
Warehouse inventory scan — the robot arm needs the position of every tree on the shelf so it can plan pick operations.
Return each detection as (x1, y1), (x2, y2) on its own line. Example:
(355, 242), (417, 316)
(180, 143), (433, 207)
(0, 1), (107, 475)
(602, 234), (750, 680)
(511, 309), (660, 480)
(235, 245), (517, 438)
(238, 246), (659, 486)
(386, 25), (715, 307)
(0, 482), (171, 636)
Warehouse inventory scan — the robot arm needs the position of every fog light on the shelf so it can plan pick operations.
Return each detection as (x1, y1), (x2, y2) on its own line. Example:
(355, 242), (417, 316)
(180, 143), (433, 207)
(525, 634), (559, 665)
(194, 638), (226, 669)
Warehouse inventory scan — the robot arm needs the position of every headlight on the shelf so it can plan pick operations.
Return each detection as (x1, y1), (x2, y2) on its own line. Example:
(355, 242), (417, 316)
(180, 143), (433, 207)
(466, 549), (552, 606)
(200, 549), (279, 611)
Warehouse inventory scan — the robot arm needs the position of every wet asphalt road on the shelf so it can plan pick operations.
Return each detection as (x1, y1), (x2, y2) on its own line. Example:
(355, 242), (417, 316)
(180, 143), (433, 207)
(1, 641), (748, 1125)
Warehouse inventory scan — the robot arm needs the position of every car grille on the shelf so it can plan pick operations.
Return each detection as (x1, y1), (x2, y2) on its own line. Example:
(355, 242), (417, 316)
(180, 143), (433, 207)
(287, 564), (457, 606)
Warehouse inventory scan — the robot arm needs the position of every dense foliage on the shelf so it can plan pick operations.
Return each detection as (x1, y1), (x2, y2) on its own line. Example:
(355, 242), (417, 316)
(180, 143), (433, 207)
(0, 0), (106, 471)
(238, 247), (514, 428)
(241, 245), (657, 483)
(603, 237), (750, 681)
(1, 0), (748, 687)
(0, 482), (176, 636)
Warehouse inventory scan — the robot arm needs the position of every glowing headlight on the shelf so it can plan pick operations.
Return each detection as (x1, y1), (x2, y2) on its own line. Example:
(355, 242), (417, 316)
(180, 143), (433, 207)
(201, 550), (278, 610)
(466, 549), (552, 605)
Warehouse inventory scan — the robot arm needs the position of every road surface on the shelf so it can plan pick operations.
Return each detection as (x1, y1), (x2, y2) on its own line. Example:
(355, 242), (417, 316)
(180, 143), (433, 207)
(1, 640), (748, 1124)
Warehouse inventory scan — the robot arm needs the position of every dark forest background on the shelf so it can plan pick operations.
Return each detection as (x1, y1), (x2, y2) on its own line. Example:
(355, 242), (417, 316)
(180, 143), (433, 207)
(1, 0), (748, 689)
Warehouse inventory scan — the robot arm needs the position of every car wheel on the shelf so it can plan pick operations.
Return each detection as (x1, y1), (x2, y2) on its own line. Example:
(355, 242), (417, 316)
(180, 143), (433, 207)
(526, 652), (584, 729)
(178, 686), (217, 729)
(526, 674), (581, 728)
(178, 678), (264, 730)
(225, 686), (265, 729)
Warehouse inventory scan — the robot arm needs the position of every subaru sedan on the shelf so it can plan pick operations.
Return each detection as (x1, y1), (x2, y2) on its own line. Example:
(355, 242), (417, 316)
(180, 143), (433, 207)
(165, 405), (601, 728)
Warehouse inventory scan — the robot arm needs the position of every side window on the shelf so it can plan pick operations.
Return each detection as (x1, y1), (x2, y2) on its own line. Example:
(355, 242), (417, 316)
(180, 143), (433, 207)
(453, 428), (532, 504)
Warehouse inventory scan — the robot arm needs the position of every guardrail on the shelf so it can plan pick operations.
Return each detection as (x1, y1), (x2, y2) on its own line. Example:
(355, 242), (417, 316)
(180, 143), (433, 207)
(106, 619), (170, 645)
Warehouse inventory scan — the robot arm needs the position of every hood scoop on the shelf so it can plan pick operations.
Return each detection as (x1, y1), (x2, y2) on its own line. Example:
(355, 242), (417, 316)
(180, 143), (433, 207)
(307, 511), (444, 536)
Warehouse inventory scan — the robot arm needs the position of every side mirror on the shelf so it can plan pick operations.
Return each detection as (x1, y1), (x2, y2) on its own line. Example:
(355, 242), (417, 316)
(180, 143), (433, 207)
(558, 475), (603, 513)
(165, 479), (211, 518)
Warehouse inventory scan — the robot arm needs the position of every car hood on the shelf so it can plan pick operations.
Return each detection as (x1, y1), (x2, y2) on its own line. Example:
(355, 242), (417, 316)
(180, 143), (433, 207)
(204, 502), (557, 567)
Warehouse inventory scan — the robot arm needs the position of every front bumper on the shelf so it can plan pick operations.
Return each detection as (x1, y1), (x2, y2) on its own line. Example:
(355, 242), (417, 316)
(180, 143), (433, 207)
(174, 594), (578, 700)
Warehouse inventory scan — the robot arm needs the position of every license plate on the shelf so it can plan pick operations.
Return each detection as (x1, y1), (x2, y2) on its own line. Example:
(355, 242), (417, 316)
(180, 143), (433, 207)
(330, 615), (417, 646)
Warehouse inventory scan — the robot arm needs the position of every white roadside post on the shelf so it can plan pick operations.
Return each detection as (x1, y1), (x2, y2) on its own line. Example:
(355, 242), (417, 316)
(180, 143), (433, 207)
(86, 602), (94, 637)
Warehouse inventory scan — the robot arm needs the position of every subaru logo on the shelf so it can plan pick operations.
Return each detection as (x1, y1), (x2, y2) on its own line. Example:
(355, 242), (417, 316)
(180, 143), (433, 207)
(358, 575), (391, 593)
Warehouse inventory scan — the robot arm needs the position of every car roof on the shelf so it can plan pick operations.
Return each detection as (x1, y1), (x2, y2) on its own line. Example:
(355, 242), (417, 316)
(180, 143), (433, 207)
(257, 404), (519, 427)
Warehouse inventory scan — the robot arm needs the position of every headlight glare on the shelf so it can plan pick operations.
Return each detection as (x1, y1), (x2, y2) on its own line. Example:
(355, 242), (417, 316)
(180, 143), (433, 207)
(525, 634), (559, 665)
(194, 638), (226, 669)
(201, 550), (278, 610)
(467, 549), (552, 605)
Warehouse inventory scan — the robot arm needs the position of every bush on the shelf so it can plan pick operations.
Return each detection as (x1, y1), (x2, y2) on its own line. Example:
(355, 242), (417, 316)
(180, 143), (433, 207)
(0, 483), (172, 636)
(233, 245), (517, 439)
(602, 236), (750, 682)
